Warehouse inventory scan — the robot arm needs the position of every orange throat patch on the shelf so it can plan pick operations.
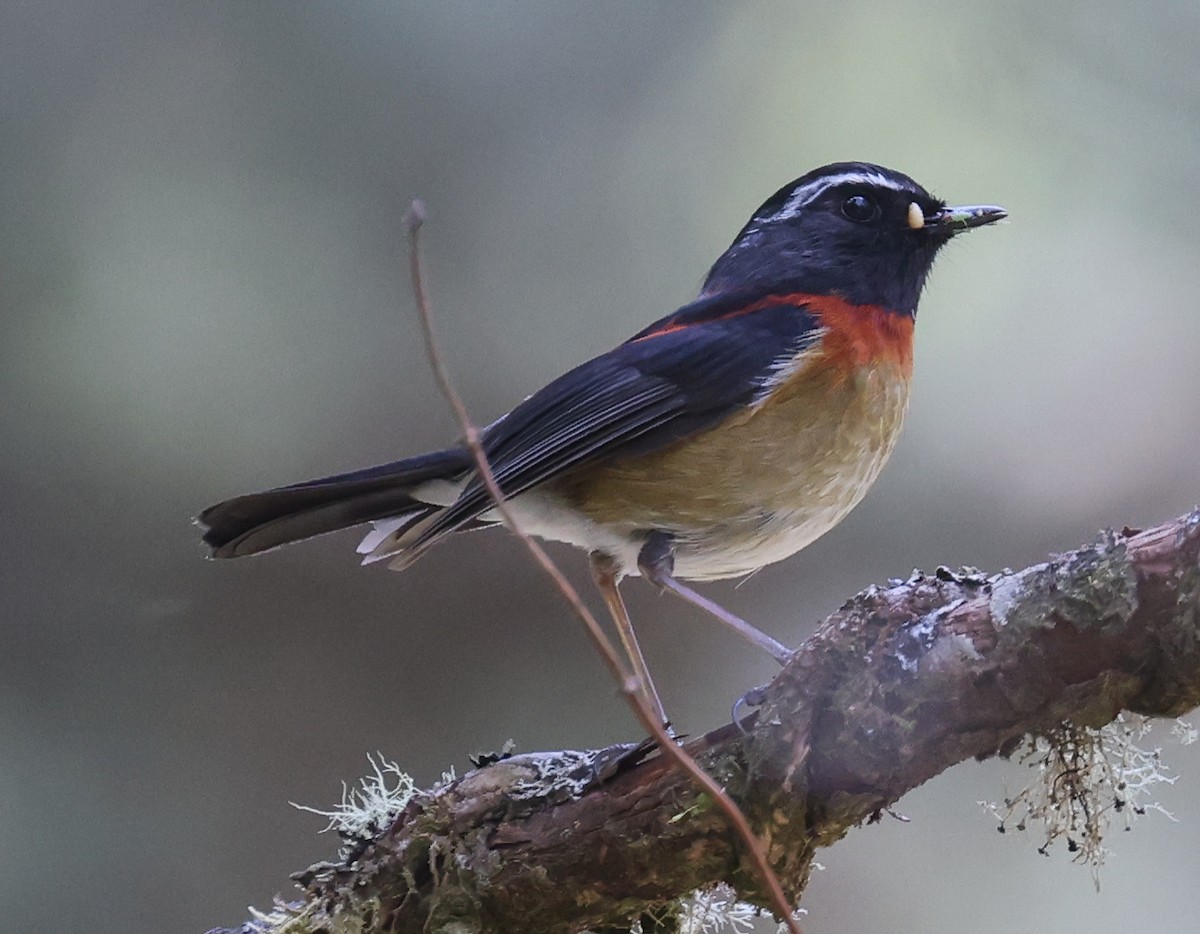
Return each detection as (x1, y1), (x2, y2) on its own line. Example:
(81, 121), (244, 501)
(804, 294), (914, 378)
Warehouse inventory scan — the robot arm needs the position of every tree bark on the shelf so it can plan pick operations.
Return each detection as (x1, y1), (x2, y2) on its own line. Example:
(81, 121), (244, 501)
(209, 508), (1200, 934)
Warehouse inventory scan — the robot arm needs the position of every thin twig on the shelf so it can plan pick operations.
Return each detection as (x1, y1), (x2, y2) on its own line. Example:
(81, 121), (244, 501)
(402, 200), (803, 934)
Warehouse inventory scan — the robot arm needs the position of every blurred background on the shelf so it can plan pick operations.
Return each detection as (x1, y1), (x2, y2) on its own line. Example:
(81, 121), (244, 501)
(2, 2), (1199, 932)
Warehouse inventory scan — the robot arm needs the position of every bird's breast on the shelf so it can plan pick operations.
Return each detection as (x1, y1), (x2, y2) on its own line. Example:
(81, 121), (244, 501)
(558, 306), (914, 579)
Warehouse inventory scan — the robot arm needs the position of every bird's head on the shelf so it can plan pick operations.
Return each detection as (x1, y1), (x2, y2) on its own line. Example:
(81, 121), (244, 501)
(703, 162), (1006, 316)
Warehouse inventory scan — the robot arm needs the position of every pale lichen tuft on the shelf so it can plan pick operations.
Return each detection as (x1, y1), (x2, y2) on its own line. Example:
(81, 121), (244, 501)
(291, 753), (418, 852)
(981, 714), (1184, 888)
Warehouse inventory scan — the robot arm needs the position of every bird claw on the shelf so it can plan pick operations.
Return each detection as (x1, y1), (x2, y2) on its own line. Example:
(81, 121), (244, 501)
(731, 683), (770, 733)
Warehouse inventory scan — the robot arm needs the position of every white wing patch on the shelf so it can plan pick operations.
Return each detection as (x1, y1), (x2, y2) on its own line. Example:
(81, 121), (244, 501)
(749, 330), (827, 409)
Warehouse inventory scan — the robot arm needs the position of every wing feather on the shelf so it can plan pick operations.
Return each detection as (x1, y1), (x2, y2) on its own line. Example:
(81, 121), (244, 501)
(404, 292), (820, 551)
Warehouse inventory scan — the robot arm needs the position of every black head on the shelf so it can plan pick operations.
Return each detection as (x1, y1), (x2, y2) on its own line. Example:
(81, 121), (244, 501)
(703, 162), (1005, 316)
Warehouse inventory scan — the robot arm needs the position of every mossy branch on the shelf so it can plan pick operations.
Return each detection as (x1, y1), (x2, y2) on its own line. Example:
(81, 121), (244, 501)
(207, 508), (1200, 934)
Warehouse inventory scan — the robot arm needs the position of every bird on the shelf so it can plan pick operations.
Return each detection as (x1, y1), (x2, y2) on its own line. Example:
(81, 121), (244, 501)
(198, 162), (1005, 725)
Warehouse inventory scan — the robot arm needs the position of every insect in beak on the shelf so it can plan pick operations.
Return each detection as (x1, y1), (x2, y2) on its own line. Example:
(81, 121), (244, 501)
(925, 204), (1008, 233)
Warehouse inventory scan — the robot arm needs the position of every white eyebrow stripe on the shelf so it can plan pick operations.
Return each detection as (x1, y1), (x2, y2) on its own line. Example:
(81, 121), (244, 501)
(768, 170), (912, 222)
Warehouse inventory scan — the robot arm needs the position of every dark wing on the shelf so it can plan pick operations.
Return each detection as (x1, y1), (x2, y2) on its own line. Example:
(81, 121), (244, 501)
(406, 291), (820, 548)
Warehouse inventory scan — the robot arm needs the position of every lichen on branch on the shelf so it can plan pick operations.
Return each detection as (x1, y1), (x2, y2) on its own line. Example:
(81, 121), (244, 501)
(207, 509), (1200, 934)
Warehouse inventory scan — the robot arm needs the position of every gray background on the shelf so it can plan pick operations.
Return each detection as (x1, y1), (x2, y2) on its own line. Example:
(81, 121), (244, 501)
(3, 2), (1200, 932)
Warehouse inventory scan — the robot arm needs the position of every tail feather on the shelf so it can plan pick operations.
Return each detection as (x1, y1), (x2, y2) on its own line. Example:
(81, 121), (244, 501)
(355, 516), (412, 557)
(198, 448), (471, 559)
(360, 510), (442, 569)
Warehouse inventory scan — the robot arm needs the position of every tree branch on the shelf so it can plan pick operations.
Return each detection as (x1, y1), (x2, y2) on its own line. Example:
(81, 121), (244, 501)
(210, 508), (1200, 934)
(400, 200), (802, 932)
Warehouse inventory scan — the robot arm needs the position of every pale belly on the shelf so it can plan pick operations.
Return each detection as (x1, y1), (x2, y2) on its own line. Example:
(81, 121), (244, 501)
(530, 361), (912, 580)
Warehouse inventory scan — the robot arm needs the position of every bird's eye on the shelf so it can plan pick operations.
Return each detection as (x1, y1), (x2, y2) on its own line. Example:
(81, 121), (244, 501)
(840, 193), (878, 223)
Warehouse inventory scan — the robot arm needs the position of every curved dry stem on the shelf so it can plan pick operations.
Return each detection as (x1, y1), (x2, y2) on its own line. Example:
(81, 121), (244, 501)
(402, 201), (803, 934)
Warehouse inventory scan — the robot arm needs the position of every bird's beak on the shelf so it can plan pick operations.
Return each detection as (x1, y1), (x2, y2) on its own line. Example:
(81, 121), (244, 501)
(923, 203), (1008, 234)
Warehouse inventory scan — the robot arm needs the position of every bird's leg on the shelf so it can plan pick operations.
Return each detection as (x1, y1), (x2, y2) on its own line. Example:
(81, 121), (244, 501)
(589, 552), (670, 730)
(637, 532), (793, 665)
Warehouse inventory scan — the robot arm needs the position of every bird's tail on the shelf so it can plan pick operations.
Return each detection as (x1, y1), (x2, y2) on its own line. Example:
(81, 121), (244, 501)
(198, 448), (472, 559)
